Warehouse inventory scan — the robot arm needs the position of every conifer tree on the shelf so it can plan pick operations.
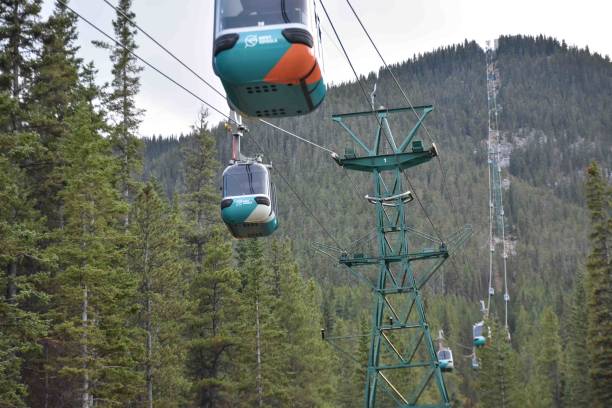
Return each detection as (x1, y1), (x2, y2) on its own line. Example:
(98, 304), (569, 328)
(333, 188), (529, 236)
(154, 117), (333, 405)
(27, 1), (83, 228)
(99, 0), (144, 226)
(475, 318), (520, 408)
(232, 238), (281, 407)
(180, 108), (234, 407)
(564, 271), (591, 406)
(584, 162), (612, 407)
(185, 226), (241, 407)
(46, 102), (142, 407)
(321, 285), (337, 335)
(129, 183), (189, 407)
(329, 315), (369, 408)
(181, 109), (219, 270)
(533, 307), (563, 407)
(0, 0), (42, 129)
(355, 316), (370, 399)
(29, 0), (80, 139)
(266, 239), (337, 407)
(0, 3), (47, 404)
(0, 153), (47, 407)
(0, 0), (44, 305)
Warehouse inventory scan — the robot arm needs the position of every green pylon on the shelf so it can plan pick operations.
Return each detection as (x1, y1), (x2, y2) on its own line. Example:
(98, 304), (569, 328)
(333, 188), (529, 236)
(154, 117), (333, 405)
(330, 106), (470, 407)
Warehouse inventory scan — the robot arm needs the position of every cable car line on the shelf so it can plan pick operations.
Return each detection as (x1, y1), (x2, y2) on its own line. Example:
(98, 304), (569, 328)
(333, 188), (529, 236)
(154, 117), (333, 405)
(318, 6), (467, 293)
(101, 0), (226, 100)
(339, 166), (380, 222)
(324, 0), (469, 291)
(58, 0), (234, 123)
(257, 119), (336, 155)
(60, 0), (344, 248)
(318, 0), (377, 112)
(402, 173), (444, 243)
(338, 3), (471, 303)
(436, 330), (455, 372)
(334, 0), (472, 284)
(98, 0), (337, 157)
(483, 41), (511, 332)
(343, 0), (461, 231)
(92, 0), (451, 250)
(319, 0), (446, 245)
(485, 47), (496, 316)
(98, 0), (444, 249)
(247, 133), (346, 251)
(486, 135), (495, 314)
(76, 1), (453, 263)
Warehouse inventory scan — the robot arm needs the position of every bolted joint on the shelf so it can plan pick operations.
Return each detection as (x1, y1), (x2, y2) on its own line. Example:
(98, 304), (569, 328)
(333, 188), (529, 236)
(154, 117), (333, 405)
(331, 152), (342, 166)
(430, 143), (439, 157)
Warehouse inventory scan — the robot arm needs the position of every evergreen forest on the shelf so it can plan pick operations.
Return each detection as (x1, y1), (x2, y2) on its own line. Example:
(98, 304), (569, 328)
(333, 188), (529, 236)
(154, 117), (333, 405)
(1, 1), (611, 407)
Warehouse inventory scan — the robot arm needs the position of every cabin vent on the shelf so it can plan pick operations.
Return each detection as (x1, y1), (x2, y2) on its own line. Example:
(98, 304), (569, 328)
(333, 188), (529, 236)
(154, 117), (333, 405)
(246, 84), (278, 94)
(255, 108), (286, 117)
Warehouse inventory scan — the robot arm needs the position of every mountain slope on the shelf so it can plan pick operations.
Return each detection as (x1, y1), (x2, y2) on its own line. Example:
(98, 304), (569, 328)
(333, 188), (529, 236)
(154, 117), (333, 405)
(143, 34), (609, 405)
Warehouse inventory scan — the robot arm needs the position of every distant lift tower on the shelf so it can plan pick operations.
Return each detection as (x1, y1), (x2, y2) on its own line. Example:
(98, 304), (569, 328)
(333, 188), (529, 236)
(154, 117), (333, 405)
(323, 105), (471, 407)
(484, 39), (510, 332)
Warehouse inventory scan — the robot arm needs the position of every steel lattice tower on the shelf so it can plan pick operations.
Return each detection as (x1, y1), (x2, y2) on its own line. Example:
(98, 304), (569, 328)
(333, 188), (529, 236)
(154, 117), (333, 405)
(321, 106), (471, 407)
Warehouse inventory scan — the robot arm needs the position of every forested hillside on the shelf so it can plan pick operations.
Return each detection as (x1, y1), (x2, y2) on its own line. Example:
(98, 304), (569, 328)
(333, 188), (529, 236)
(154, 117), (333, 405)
(144, 35), (612, 406)
(1, 0), (610, 406)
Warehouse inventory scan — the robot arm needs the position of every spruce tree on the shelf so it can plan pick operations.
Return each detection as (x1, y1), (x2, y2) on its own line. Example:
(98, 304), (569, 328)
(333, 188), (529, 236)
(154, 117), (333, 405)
(232, 238), (281, 407)
(0, 0), (44, 306)
(178, 108), (235, 407)
(474, 318), (520, 408)
(99, 0), (144, 226)
(0, 0), (43, 129)
(266, 239), (337, 407)
(584, 162), (612, 407)
(185, 226), (241, 407)
(563, 271), (591, 406)
(533, 307), (563, 407)
(27, 1), (82, 227)
(181, 109), (219, 271)
(354, 317), (370, 404)
(46, 102), (142, 407)
(29, 0), (81, 141)
(0, 3), (47, 404)
(129, 183), (190, 407)
(0, 153), (47, 407)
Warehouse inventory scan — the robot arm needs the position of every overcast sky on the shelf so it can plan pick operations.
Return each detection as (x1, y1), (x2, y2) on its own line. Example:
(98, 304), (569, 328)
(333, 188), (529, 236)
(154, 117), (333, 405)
(42, 0), (612, 136)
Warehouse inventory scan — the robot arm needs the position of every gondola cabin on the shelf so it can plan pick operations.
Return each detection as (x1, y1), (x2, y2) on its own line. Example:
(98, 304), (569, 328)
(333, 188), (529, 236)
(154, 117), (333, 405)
(473, 321), (486, 348)
(213, 0), (326, 117)
(437, 348), (454, 372)
(471, 354), (480, 370)
(221, 162), (278, 238)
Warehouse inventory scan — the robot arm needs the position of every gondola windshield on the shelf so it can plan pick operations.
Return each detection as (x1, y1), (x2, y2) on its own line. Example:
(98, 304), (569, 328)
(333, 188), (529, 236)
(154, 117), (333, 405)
(438, 350), (451, 360)
(216, 0), (309, 31)
(473, 323), (483, 337)
(223, 164), (269, 197)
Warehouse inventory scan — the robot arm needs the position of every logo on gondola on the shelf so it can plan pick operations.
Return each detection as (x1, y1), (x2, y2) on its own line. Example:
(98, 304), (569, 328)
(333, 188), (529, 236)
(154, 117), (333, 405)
(244, 34), (278, 48)
(245, 35), (259, 48)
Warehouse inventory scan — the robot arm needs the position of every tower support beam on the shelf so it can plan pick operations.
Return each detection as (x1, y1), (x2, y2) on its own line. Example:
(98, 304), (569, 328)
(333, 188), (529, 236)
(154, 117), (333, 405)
(331, 107), (462, 408)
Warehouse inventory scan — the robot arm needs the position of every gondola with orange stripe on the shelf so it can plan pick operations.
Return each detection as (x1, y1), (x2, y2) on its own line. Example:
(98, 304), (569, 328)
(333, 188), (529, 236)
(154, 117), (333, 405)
(213, 0), (326, 117)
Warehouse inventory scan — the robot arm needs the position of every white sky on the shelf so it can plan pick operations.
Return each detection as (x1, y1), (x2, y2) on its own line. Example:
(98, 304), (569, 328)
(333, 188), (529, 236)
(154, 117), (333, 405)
(42, 0), (612, 136)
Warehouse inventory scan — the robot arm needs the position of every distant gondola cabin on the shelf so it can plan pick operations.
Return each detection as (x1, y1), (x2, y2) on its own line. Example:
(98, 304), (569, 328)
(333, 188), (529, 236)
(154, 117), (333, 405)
(473, 321), (487, 348)
(221, 162), (278, 238)
(437, 348), (454, 372)
(213, 0), (326, 117)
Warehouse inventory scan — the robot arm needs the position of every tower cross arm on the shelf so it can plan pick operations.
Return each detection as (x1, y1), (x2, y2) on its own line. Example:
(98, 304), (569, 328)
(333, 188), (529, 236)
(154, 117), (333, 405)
(333, 149), (437, 172)
(332, 105), (434, 156)
(399, 106), (434, 153)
